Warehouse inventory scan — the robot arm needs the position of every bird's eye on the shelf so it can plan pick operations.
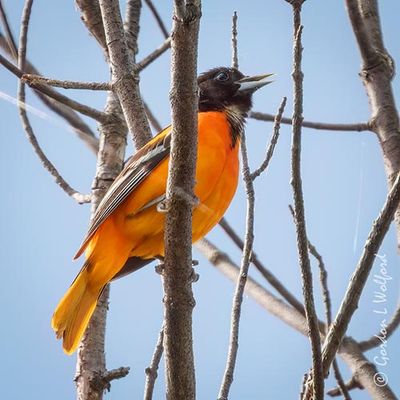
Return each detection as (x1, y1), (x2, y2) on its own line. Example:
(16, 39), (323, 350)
(215, 71), (229, 82)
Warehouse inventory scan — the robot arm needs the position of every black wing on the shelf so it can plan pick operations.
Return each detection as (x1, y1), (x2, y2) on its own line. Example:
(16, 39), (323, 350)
(74, 127), (171, 259)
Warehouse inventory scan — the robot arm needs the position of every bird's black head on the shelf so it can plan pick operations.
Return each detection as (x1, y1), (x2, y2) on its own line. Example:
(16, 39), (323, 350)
(197, 67), (272, 145)
(197, 67), (272, 115)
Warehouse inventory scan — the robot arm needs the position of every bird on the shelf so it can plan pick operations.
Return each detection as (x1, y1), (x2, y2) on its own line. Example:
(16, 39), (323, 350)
(51, 66), (272, 354)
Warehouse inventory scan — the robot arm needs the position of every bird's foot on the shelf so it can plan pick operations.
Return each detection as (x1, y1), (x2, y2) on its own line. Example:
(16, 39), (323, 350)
(156, 199), (169, 213)
(157, 188), (200, 213)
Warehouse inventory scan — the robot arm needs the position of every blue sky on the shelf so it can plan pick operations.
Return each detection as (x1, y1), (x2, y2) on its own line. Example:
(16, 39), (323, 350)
(1, 1), (399, 399)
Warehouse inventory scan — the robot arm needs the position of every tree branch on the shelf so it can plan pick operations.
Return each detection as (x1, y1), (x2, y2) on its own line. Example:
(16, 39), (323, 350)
(338, 337), (397, 400)
(76, 0), (108, 56)
(99, 0), (151, 148)
(345, 0), (381, 67)
(327, 375), (363, 398)
(218, 130), (255, 400)
(144, 0), (169, 38)
(21, 74), (111, 90)
(231, 11), (238, 69)
(143, 100), (162, 132)
(306, 230), (351, 400)
(75, 285), (110, 400)
(0, 53), (110, 123)
(250, 111), (371, 132)
(75, 93), (128, 400)
(321, 171), (400, 375)
(358, 302), (400, 352)
(288, 4), (324, 396)
(290, 203), (351, 399)
(346, 0), (400, 250)
(102, 366), (130, 390)
(196, 238), (310, 334)
(251, 97), (287, 180)
(196, 238), (398, 400)
(0, 34), (99, 154)
(74, 3), (149, 397)
(219, 217), (306, 316)
(134, 36), (171, 73)
(124, 0), (142, 58)
(219, 25), (258, 396)
(162, 1), (201, 399)
(0, 0), (17, 58)
(16, 0), (90, 205)
(143, 325), (164, 400)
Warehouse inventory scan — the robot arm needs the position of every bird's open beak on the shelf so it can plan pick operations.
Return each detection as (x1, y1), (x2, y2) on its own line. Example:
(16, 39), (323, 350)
(236, 73), (274, 93)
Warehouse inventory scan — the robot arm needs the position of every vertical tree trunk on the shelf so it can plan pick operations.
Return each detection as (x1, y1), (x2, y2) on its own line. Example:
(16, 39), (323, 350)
(162, 1), (201, 399)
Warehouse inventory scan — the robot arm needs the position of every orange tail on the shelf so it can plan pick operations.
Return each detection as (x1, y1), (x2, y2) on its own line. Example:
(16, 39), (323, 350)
(51, 263), (102, 355)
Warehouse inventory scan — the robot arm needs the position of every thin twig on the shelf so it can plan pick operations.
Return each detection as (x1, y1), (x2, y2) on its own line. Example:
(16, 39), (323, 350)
(218, 131), (256, 400)
(0, 51), (23, 76)
(143, 100), (163, 132)
(331, 360), (352, 400)
(102, 367), (130, 391)
(358, 303), (400, 352)
(26, 77), (110, 123)
(251, 97), (287, 180)
(144, 0), (169, 38)
(250, 111), (371, 132)
(135, 36), (171, 73)
(304, 225), (351, 399)
(133, 0), (171, 73)
(0, 34), (99, 154)
(290, 206), (351, 399)
(197, 238), (397, 400)
(196, 237), (312, 336)
(327, 376), (364, 397)
(143, 326), (164, 400)
(0, 53), (110, 123)
(321, 172), (400, 375)
(231, 11), (238, 69)
(289, 7), (324, 396)
(0, 0), (18, 58)
(22, 74), (111, 90)
(302, 231), (332, 330)
(16, 0), (90, 205)
(219, 217), (306, 315)
(99, 0), (152, 148)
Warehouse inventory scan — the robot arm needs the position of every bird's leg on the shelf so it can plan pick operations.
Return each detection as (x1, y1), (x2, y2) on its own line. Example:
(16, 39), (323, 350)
(156, 199), (168, 213)
(157, 187), (200, 214)
(156, 256), (199, 282)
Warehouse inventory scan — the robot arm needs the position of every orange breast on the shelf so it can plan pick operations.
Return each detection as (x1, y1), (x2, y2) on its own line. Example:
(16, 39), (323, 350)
(87, 111), (240, 261)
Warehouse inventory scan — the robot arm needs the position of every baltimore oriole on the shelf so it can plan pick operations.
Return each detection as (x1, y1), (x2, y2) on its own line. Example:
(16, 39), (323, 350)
(52, 67), (272, 354)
